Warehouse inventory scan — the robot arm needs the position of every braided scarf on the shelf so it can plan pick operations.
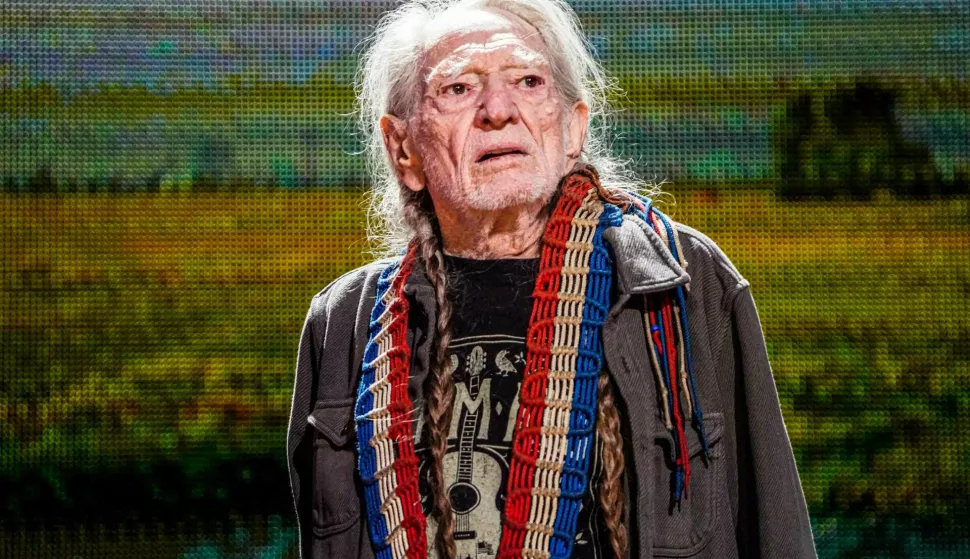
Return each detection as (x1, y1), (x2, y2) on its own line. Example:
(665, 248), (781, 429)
(354, 166), (710, 559)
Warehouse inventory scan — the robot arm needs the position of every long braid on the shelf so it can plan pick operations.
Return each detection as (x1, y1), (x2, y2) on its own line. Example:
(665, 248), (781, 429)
(596, 371), (628, 559)
(401, 188), (457, 559)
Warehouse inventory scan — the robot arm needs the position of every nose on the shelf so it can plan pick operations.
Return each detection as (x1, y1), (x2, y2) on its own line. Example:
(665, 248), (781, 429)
(474, 80), (520, 130)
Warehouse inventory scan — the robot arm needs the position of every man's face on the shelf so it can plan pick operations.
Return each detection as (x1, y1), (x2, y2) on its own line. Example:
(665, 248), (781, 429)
(384, 8), (587, 215)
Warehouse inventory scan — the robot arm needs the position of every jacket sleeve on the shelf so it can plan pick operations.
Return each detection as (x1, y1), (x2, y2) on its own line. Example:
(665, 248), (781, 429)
(728, 285), (818, 558)
(287, 293), (325, 557)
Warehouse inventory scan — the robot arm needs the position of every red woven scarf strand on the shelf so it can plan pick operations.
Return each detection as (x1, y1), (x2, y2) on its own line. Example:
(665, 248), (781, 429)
(497, 174), (591, 558)
(387, 242), (427, 558)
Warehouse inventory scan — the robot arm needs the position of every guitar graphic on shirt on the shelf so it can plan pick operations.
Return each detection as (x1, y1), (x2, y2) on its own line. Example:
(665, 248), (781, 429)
(445, 345), (506, 558)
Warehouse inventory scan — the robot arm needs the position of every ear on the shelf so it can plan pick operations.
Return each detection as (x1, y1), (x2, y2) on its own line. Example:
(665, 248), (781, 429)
(564, 100), (589, 167)
(380, 113), (426, 192)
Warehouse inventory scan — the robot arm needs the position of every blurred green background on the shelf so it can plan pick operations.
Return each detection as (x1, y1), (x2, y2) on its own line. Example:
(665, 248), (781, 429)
(1, 1), (968, 558)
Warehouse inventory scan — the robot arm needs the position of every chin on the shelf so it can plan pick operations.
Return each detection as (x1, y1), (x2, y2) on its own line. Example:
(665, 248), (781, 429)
(463, 172), (553, 211)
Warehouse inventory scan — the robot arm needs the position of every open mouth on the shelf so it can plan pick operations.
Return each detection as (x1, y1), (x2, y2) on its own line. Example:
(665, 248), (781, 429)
(477, 149), (527, 163)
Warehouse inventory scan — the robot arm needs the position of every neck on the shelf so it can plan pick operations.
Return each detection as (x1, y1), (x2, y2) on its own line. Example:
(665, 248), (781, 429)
(435, 199), (551, 259)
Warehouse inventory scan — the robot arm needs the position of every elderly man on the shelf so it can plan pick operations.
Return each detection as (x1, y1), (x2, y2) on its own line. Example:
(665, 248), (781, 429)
(287, 0), (817, 558)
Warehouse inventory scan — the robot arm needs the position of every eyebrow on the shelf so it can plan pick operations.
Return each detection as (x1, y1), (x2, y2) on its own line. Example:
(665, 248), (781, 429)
(464, 60), (541, 74)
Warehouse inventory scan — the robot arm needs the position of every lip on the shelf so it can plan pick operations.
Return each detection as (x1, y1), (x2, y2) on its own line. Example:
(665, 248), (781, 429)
(477, 152), (528, 166)
(475, 144), (531, 163)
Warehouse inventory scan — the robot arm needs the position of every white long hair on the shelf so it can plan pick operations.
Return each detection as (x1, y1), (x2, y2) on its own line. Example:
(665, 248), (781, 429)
(354, 0), (663, 256)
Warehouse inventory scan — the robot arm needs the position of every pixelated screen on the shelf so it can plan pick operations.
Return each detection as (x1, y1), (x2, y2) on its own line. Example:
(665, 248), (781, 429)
(1, 0), (968, 557)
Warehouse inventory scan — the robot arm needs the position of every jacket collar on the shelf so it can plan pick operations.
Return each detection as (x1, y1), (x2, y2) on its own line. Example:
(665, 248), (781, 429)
(602, 212), (691, 316)
(403, 209), (691, 318)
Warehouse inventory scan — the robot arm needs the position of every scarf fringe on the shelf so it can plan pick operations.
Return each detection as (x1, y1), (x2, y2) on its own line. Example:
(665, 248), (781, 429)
(628, 196), (711, 502)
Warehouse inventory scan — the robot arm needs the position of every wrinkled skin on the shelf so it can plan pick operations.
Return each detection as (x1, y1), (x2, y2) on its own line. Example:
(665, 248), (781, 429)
(380, 7), (588, 258)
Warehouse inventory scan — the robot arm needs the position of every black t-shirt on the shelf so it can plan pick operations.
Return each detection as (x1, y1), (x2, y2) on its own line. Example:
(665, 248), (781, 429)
(415, 254), (609, 559)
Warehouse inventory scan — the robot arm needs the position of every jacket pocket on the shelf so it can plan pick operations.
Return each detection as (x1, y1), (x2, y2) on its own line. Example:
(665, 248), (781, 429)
(651, 411), (725, 557)
(307, 398), (361, 539)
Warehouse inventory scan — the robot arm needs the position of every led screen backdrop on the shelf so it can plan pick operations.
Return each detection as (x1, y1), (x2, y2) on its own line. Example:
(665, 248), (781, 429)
(1, 0), (968, 557)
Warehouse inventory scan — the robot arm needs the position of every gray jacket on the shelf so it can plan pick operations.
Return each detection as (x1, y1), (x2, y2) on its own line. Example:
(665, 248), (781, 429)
(286, 212), (818, 559)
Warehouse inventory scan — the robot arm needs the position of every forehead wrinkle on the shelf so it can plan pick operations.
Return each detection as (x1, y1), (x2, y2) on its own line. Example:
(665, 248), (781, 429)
(424, 39), (550, 86)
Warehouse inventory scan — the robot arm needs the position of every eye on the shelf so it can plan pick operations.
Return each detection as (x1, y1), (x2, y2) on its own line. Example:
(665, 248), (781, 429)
(443, 83), (467, 96)
(520, 75), (543, 88)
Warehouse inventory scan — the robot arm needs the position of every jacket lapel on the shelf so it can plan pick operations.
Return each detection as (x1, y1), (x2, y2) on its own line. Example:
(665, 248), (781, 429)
(602, 306), (658, 558)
